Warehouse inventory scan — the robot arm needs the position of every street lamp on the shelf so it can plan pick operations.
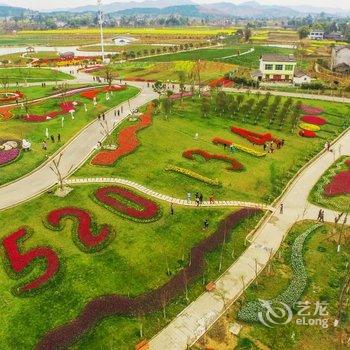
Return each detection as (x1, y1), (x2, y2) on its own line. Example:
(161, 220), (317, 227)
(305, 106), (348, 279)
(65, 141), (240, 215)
(97, 0), (105, 63)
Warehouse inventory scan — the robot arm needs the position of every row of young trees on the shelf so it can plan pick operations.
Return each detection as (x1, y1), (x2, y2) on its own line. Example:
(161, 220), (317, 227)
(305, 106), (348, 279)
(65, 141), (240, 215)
(201, 91), (302, 133)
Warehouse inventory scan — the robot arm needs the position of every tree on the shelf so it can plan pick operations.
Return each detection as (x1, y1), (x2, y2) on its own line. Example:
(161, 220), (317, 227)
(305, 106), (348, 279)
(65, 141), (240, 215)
(161, 97), (172, 119)
(104, 65), (114, 86)
(153, 80), (166, 100)
(298, 26), (310, 39)
(244, 27), (252, 42)
(201, 97), (210, 118)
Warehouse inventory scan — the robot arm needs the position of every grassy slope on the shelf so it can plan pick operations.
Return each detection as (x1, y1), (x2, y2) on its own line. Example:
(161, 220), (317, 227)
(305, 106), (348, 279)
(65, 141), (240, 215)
(75, 94), (349, 204)
(0, 86), (139, 185)
(0, 184), (261, 349)
(0, 68), (73, 83)
(309, 156), (350, 213)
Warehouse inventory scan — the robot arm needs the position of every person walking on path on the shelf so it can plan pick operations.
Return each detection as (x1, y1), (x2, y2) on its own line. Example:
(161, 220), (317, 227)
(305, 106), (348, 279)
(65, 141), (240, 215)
(98, 114), (101, 121)
(102, 113), (105, 121)
(170, 203), (174, 215)
(186, 192), (191, 203)
(279, 203), (284, 214)
(57, 133), (61, 142)
(209, 194), (215, 204)
(203, 219), (209, 230)
(317, 209), (323, 222)
(199, 193), (203, 204)
(50, 135), (55, 143)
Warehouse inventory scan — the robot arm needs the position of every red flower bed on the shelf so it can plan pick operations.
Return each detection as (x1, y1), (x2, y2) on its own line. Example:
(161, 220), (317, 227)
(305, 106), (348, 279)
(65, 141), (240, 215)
(169, 92), (193, 100)
(95, 186), (160, 221)
(0, 91), (24, 102)
(231, 126), (280, 145)
(299, 129), (316, 138)
(183, 149), (244, 171)
(0, 105), (14, 119)
(23, 101), (76, 122)
(81, 65), (103, 73)
(80, 85), (126, 100)
(37, 208), (260, 350)
(47, 207), (113, 251)
(2, 227), (59, 294)
(209, 77), (234, 88)
(324, 159), (350, 196)
(301, 115), (327, 125)
(92, 103), (154, 166)
(124, 77), (156, 83)
(300, 104), (324, 115)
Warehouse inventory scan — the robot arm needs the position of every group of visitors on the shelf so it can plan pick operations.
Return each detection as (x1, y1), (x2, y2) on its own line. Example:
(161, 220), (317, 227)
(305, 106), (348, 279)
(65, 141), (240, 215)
(263, 139), (285, 154)
(186, 192), (216, 206)
(42, 134), (61, 152)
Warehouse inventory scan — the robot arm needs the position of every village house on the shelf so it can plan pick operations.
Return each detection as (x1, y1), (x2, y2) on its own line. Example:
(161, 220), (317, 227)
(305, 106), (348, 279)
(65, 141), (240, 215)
(255, 54), (297, 82)
(308, 30), (324, 40)
(293, 69), (312, 85)
(331, 46), (350, 75)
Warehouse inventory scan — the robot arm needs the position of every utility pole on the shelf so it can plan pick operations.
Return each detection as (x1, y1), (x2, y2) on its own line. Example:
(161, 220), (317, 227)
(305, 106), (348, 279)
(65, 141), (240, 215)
(97, 0), (105, 63)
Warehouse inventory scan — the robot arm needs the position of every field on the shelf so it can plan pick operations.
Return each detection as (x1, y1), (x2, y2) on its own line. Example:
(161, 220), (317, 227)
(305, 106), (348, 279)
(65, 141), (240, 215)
(138, 44), (295, 69)
(0, 67), (73, 84)
(196, 221), (350, 350)
(96, 61), (235, 84)
(75, 92), (349, 204)
(0, 85), (139, 185)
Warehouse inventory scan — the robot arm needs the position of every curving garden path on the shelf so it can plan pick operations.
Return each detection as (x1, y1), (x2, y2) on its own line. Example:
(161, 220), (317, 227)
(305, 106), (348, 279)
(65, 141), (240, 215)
(66, 177), (274, 211)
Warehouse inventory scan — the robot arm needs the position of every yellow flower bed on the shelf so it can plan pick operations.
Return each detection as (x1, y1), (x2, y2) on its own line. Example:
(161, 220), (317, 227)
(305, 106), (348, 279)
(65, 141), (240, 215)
(299, 123), (321, 132)
(165, 165), (221, 187)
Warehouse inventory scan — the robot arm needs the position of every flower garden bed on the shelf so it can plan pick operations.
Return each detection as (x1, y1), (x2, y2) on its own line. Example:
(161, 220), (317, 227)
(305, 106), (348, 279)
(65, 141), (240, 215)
(46, 207), (115, 253)
(231, 127), (280, 146)
(23, 101), (76, 122)
(183, 149), (244, 171)
(301, 115), (327, 126)
(299, 129), (317, 138)
(299, 122), (320, 132)
(0, 91), (24, 103)
(2, 227), (60, 295)
(324, 159), (350, 197)
(80, 85), (126, 100)
(212, 137), (267, 157)
(33, 56), (101, 67)
(91, 103), (154, 166)
(169, 92), (193, 100)
(0, 140), (21, 167)
(165, 165), (221, 187)
(36, 208), (260, 350)
(209, 77), (234, 88)
(0, 106), (14, 120)
(299, 104), (324, 115)
(94, 185), (161, 222)
(237, 224), (321, 323)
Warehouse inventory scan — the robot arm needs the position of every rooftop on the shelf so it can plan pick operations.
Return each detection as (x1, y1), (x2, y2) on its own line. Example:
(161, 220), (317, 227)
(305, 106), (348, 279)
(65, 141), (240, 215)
(261, 54), (296, 63)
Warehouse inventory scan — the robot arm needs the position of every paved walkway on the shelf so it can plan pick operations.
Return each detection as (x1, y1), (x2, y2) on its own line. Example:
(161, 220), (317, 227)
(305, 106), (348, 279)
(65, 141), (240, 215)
(149, 130), (350, 349)
(0, 81), (157, 211)
(66, 177), (274, 211)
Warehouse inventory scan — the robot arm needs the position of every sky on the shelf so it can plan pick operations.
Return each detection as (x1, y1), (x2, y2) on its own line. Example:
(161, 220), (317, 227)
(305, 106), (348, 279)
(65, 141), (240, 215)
(4, 0), (350, 11)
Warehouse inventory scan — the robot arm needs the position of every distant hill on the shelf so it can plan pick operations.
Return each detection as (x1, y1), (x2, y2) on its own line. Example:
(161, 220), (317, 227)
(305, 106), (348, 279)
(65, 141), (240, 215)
(58, 0), (195, 14)
(110, 2), (300, 19)
(0, 4), (34, 17)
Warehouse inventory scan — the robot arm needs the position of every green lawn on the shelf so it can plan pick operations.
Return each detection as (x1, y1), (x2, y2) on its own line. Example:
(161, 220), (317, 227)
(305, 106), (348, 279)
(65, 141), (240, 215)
(218, 221), (350, 350)
(75, 93), (349, 204)
(138, 45), (295, 69)
(0, 85), (139, 186)
(0, 83), (93, 104)
(0, 68), (73, 84)
(0, 183), (262, 349)
(309, 156), (350, 213)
